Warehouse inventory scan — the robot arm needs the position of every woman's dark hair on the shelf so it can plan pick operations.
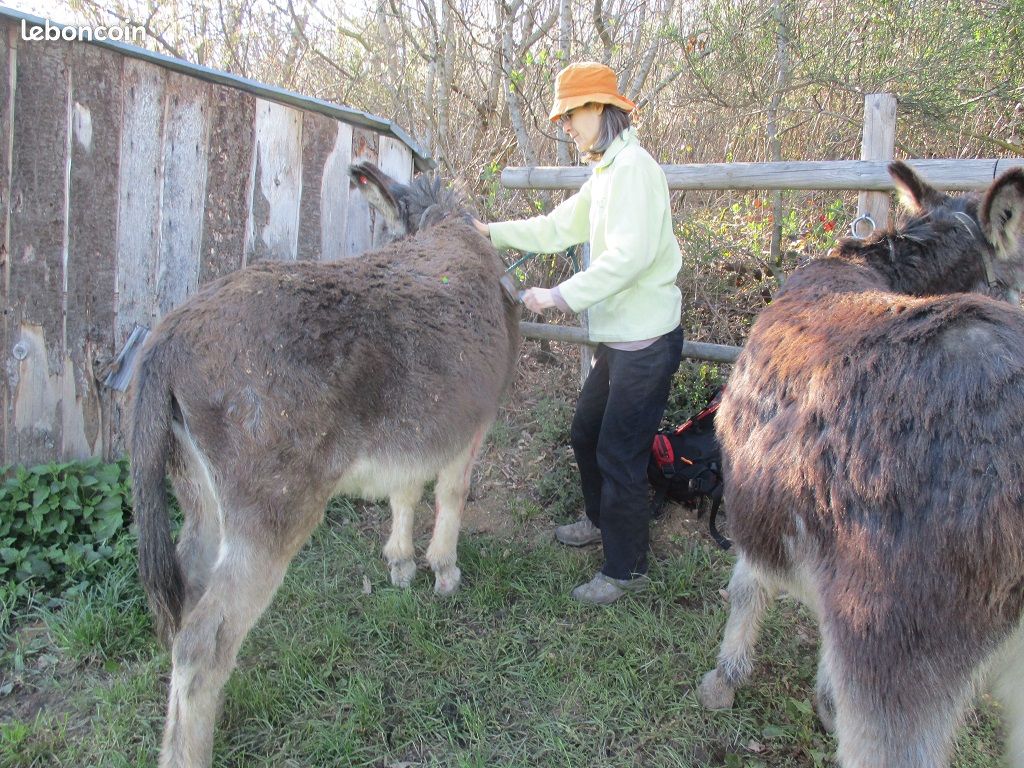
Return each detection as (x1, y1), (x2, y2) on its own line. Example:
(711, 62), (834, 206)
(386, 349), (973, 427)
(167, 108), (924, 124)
(585, 104), (632, 159)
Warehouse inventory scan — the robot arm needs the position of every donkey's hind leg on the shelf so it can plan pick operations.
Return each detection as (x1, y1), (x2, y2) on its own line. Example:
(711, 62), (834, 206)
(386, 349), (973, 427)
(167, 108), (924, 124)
(827, 644), (972, 768)
(383, 482), (425, 587)
(698, 554), (777, 709)
(426, 425), (488, 596)
(159, 504), (321, 768)
(991, 625), (1024, 767)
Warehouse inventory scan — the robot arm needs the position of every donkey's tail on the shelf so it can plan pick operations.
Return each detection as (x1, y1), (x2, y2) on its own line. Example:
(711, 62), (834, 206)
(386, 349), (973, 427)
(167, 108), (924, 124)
(130, 341), (185, 646)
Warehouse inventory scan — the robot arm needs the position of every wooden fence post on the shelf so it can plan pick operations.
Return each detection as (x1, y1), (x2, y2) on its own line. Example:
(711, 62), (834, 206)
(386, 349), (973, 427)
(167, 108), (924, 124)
(857, 93), (897, 232)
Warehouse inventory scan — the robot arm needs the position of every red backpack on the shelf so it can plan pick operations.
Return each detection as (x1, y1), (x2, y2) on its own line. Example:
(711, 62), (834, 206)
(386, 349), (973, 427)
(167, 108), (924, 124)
(648, 388), (730, 549)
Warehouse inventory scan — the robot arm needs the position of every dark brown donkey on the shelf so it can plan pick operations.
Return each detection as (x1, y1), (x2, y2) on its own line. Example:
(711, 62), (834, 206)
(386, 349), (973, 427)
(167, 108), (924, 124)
(699, 161), (1024, 767)
(129, 162), (520, 767)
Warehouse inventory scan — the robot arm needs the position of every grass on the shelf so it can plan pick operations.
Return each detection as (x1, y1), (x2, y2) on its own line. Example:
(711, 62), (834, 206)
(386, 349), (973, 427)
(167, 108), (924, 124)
(0, 499), (1005, 768)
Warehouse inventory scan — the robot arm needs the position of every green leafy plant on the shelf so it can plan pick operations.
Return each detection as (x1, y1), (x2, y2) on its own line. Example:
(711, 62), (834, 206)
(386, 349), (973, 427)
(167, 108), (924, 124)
(665, 361), (723, 425)
(0, 458), (133, 603)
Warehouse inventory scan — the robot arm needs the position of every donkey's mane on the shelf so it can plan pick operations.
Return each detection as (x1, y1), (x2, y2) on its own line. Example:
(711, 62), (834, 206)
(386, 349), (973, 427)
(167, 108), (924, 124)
(836, 194), (976, 260)
(404, 173), (469, 231)
(826, 192), (1006, 297)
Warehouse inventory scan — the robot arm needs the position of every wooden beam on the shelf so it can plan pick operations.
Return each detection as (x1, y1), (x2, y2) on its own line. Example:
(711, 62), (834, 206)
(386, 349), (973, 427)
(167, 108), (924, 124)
(115, 57), (165, 342)
(7, 40), (70, 465)
(520, 322), (740, 363)
(1, 26), (14, 463)
(200, 86), (255, 282)
(857, 94), (897, 230)
(156, 73), (210, 316)
(245, 99), (303, 264)
(501, 158), (1024, 191)
(298, 111), (341, 261)
(66, 43), (122, 460)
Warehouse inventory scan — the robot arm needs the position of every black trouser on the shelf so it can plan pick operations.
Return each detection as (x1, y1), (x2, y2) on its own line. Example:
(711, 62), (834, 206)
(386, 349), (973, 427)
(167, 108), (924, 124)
(569, 327), (684, 580)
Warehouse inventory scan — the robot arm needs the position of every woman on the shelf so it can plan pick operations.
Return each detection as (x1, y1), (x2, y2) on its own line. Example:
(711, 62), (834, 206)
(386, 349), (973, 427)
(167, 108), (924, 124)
(475, 62), (684, 605)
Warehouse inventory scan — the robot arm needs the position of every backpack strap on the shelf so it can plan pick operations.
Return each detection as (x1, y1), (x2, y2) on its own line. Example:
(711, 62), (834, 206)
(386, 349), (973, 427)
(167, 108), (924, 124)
(707, 493), (731, 550)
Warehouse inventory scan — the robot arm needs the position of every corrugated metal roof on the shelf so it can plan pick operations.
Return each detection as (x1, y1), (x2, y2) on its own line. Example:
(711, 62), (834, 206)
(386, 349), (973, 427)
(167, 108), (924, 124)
(1, 6), (435, 172)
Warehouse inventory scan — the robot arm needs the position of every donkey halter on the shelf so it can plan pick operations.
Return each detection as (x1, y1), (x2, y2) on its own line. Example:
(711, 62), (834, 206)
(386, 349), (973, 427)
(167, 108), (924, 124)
(874, 210), (1000, 290)
(952, 211), (1001, 289)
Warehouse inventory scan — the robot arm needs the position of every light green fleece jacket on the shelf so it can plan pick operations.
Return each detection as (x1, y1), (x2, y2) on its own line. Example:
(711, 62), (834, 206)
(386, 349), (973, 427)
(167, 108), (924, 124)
(489, 128), (682, 343)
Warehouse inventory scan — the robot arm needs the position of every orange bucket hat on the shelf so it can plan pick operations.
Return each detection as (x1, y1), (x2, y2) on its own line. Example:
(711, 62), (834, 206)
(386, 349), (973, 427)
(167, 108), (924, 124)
(549, 62), (636, 122)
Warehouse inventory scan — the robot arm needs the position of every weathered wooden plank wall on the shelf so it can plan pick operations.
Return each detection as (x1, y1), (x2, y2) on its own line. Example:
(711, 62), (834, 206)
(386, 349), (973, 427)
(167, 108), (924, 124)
(245, 99), (303, 264)
(115, 58), (163, 344)
(199, 87), (254, 282)
(298, 112), (337, 260)
(1, 27), (15, 462)
(320, 123), (354, 261)
(0, 18), (415, 466)
(7, 39), (69, 466)
(379, 135), (414, 183)
(156, 74), (210, 315)
(66, 44), (121, 460)
(350, 127), (378, 254)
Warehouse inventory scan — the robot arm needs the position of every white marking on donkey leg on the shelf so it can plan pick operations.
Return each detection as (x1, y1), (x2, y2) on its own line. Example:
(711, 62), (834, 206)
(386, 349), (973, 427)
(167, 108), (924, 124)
(699, 556), (775, 710)
(171, 423), (226, 619)
(383, 483), (424, 588)
(426, 427), (486, 596)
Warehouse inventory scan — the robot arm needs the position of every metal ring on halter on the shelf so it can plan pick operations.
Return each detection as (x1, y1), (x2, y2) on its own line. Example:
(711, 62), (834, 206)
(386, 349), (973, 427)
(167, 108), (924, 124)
(848, 213), (876, 240)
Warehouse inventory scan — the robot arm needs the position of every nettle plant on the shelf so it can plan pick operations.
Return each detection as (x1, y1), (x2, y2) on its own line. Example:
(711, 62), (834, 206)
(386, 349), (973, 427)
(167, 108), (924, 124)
(0, 458), (133, 602)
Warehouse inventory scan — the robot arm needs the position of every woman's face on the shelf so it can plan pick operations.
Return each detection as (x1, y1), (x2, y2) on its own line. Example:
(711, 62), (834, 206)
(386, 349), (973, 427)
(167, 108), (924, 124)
(560, 102), (604, 154)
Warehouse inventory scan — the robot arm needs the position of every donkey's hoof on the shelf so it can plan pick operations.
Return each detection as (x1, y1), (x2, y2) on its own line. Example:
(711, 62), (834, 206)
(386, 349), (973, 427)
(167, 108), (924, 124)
(389, 559), (417, 588)
(433, 566), (462, 596)
(697, 669), (735, 709)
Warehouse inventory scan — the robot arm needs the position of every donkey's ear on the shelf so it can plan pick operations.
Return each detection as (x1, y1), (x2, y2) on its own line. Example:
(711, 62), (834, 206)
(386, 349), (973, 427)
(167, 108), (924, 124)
(889, 160), (947, 214)
(349, 161), (409, 237)
(981, 167), (1024, 260)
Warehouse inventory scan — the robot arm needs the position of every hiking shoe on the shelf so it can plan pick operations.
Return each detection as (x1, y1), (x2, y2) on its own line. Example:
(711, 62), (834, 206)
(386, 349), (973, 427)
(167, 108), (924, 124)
(554, 517), (602, 547)
(571, 572), (650, 605)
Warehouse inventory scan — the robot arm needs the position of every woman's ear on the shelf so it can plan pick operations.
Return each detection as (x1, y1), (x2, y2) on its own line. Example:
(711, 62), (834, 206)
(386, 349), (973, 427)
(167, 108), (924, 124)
(594, 103), (605, 115)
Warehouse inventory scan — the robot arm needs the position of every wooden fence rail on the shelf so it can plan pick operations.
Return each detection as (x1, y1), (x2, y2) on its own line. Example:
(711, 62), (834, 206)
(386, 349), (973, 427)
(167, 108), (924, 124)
(511, 148), (1024, 366)
(502, 158), (1024, 192)
(521, 322), (740, 362)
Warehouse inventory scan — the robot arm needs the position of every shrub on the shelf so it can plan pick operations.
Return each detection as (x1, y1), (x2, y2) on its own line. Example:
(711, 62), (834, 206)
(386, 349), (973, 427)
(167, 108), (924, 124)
(664, 361), (724, 426)
(0, 458), (133, 604)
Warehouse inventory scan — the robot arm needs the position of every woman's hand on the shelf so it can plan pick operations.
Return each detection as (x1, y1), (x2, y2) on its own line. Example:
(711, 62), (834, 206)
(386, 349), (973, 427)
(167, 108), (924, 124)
(472, 218), (490, 238)
(521, 287), (557, 313)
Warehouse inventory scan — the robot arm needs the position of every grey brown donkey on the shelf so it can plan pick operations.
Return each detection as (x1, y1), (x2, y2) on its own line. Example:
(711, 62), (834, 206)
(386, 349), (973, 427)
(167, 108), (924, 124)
(129, 162), (520, 767)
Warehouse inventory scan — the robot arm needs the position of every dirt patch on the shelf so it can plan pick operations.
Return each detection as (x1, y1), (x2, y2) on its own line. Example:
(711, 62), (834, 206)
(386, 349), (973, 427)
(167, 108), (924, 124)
(0, 621), (87, 726)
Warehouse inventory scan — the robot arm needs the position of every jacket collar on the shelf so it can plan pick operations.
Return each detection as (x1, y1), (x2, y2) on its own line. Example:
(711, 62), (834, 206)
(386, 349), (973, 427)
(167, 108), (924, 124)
(594, 127), (636, 170)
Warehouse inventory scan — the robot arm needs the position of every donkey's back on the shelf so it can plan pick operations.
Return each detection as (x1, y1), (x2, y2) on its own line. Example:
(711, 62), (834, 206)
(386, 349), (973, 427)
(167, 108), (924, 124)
(148, 218), (515, 483)
(130, 164), (519, 767)
(699, 162), (1024, 767)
